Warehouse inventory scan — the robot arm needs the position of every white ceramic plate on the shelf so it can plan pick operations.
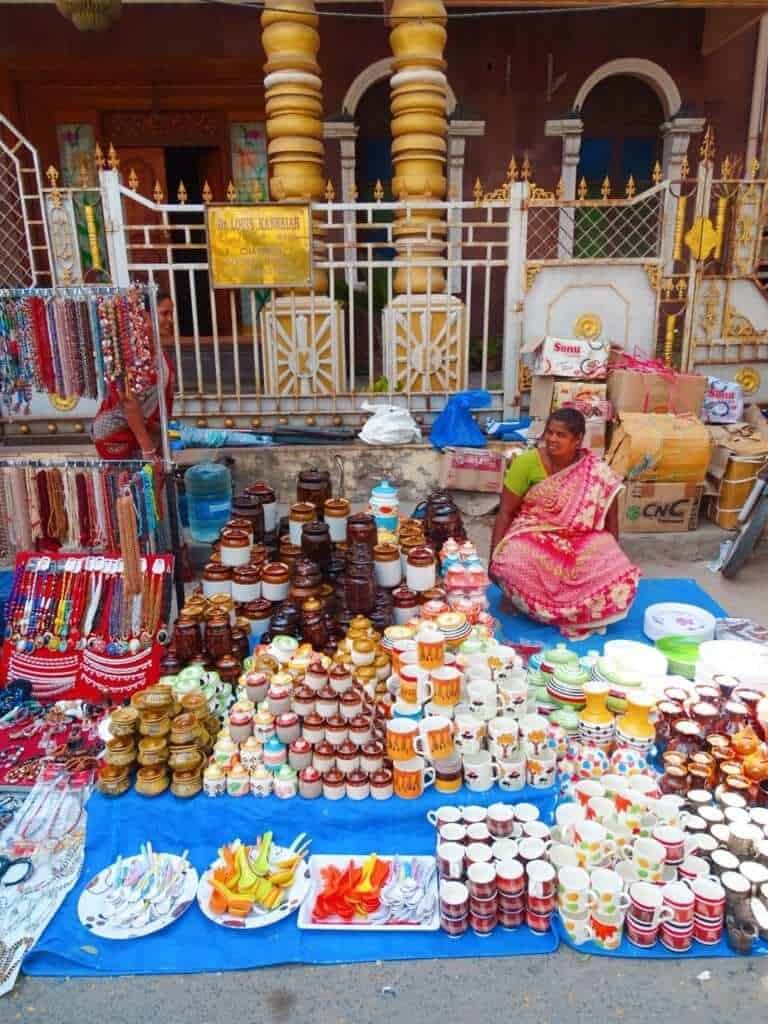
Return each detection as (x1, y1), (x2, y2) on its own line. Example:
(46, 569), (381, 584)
(643, 603), (716, 643)
(197, 844), (310, 930)
(298, 854), (439, 931)
(78, 853), (198, 940)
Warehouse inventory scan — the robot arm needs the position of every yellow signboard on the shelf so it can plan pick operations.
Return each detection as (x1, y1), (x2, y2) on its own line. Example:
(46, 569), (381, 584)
(206, 203), (313, 289)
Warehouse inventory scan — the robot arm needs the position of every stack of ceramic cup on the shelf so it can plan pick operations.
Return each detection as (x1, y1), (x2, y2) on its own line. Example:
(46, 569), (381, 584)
(433, 801), (555, 936)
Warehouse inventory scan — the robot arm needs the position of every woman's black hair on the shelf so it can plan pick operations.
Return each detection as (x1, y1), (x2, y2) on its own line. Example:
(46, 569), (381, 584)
(157, 289), (172, 304)
(546, 407), (586, 438)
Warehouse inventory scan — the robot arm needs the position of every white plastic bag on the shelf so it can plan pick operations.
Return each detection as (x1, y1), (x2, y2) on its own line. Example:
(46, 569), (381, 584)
(358, 402), (422, 445)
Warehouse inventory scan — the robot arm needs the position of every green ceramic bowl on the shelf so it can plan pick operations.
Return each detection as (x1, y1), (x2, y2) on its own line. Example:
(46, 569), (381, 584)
(655, 635), (701, 680)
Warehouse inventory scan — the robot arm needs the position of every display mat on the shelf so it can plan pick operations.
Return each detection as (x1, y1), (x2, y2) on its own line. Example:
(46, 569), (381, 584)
(24, 577), (755, 975)
(24, 785), (559, 977)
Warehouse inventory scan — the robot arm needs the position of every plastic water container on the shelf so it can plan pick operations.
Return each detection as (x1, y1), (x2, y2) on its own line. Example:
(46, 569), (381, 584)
(185, 461), (232, 542)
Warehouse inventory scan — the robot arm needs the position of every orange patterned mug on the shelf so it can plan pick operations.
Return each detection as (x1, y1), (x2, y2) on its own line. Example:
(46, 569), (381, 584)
(386, 718), (419, 762)
(415, 715), (455, 761)
(393, 756), (436, 799)
(429, 666), (462, 707)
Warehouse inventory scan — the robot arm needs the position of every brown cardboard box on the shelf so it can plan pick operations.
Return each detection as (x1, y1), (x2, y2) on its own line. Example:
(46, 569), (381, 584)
(522, 336), (610, 379)
(438, 447), (507, 493)
(619, 481), (704, 533)
(529, 376), (608, 420)
(607, 369), (706, 416)
(606, 413), (711, 483)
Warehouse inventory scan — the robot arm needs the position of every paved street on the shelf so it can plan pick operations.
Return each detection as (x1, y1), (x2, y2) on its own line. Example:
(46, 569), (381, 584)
(6, 550), (768, 1023)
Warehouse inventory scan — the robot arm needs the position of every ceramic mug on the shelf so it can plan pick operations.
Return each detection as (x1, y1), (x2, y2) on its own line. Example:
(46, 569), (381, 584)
(661, 880), (695, 926)
(517, 836), (550, 865)
(467, 680), (502, 721)
(415, 715), (455, 761)
(463, 751), (499, 792)
(519, 713), (550, 755)
(454, 714), (486, 755)
(487, 716), (520, 760)
(487, 802), (516, 838)
(559, 908), (593, 946)
(437, 822), (467, 846)
(397, 665), (433, 707)
(386, 718), (419, 762)
(652, 825), (698, 866)
(586, 797), (616, 826)
(429, 666), (463, 708)
(557, 865), (595, 915)
(590, 867), (630, 916)
(622, 837), (666, 883)
(574, 779), (605, 808)
(437, 841), (466, 880)
(526, 751), (557, 790)
(496, 858), (525, 896)
(496, 752), (527, 792)
(628, 881), (673, 926)
(498, 677), (529, 716)
(555, 802), (586, 833)
(686, 876), (726, 918)
(427, 805), (463, 829)
(392, 756), (435, 799)
(573, 821), (616, 869)
(588, 908), (624, 951)
(550, 843), (580, 871)
(678, 854), (715, 884)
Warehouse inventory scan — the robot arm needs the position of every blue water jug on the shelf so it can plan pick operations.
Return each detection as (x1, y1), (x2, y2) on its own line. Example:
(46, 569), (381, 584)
(185, 461), (232, 542)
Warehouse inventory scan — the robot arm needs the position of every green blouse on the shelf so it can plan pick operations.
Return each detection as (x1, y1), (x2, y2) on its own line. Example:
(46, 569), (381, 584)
(503, 448), (547, 497)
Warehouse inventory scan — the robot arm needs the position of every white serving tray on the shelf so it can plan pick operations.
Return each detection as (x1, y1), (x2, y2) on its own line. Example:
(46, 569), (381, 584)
(297, 854), (439, 932)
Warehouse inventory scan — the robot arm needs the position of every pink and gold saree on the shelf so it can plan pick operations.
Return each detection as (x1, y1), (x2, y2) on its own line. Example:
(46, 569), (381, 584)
(490, 452), (639, 638)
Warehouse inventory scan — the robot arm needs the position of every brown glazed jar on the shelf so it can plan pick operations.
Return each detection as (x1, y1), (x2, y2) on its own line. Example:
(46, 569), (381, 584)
(301, 521), (332, 572)
(324, 497), (350, 543)
(173, 618), (202, 663)
(205, 613), (233, 662)
(220, 528), (252, 568)
(297, 467), (332, 514)
(232, 564), (262, 606)
(232, 492), (265, 542)
(279, 537), (302, 570)
(261, 562), (291, 603)
(230, 628), (250, 663)
(245, 482), (277, 535)
(202, 561), (233, 598)
(289, 502), (317, 546)
(392, 584), (420, 625)
(223, 517), (254, 545)
(346, 512), (378, 551)
(303, 612), (329, 650)
(345, 567), (377, 616)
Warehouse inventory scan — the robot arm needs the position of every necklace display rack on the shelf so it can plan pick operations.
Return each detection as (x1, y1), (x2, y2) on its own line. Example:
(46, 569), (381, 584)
(0, 284), (185, 612)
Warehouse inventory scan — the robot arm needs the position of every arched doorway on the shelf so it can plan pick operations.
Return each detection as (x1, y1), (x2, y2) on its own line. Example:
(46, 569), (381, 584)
(577, 74), (665, 197)
(356, 78), (392, 203)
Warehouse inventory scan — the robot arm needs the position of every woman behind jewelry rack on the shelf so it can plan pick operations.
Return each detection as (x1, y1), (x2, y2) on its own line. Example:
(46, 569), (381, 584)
(91, 288), (175, 466)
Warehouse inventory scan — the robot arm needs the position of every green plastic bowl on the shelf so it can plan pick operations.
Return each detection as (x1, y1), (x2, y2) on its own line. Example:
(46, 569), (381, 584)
(655, 635), (702, 680)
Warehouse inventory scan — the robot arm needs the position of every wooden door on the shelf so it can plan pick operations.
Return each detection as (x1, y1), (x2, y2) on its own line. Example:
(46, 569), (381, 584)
(119, 146), (169, 280)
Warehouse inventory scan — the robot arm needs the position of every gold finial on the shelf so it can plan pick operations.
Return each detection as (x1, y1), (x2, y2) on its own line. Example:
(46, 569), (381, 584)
(46, 165), (61, 209)
(473, 177), (483, 203)
(153, 180), (164, 203)
(177, 180), (188, 204)
(94, 143), (105, 170)
(556, 177), (565, 200)
(662, 278), (673, 300)
(721, 155), (733, 180)
(680, 154), (690, 179)
(521, 155), (532, 183)
(676, 278), (687, 299)
(625, 175), (636, 199)
(202, 180), (213, 203)
(128, 167), (139, 191)
(508, 157), (518, 182)
(324, 179), (335, 203)
(751, 157), (760, 179)
(601, 176), (611, 200)
(78, 159), (90, 188)
(373, 179), (384, 202)
(700, 125), (716, 163)
(577, 177), (588, 200)
(226, 180), (236, 202)
(652, 161), (662, 185)
(107, 143), (119, 170)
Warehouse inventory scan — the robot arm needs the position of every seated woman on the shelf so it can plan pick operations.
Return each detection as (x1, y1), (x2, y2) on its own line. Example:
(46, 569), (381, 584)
(489, 408), (639, 639)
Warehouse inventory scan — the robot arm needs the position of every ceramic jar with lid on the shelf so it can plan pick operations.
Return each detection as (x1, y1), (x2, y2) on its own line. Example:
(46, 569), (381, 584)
(173, 618), (203, 663)
(243, 598), (273, 640)
(392, 585), (420, 625)
(336, 740), (361, 775)
(323, 767), (346, 800)
(202, 562), (233, 598)
(203, 762), (227, 797)
(289, 737), (313, 771)
(205, 614), (233, 662)
(360, 740), (384, 774)
(305, 661), (329, 693)
(301, 521), (332, 572)
(346, 769), (370, 801)
(240, 736), (264, 771)
(313, 740), (336, 774)
(340, 688), (365, 722)
(263, 736), (287, 771)
(370, 767), (394, 800)
(345, 564), (377, 615)
(242, 671), (269, 705)
(274, 764), (299, 799)
(325, 714), (349, 747)
(374, 543), (402, 589)
(302, 712), (325, 745)
(292, 684), (316, 718)
(229, 704), (254, 743)
(224, 516), (254, 545)
(231, 491), (265, 542)
(346, 512), (378, 551)
(220, 528), (252, 568)
(253, 708), (276, 743)
(245, 482), (277, 534)
(406, 546), (437, 593)
(369, 480), (399, 531)
(232, 564), (262, 605)
(329, 664), (352, 695)
(275, 711), (301, 745)
(297, 467), (332, 512)
(317, 685), (340, 720)
(267, 679), (293, 717)
(216, 654), (241, 687)
(324, 497), (350, 543)
(289, 502), (317, 546)
(251, 763), (273, 797)
(349, 715), (373, 746)
(299, 765), (322, 799)
(261, 563), (291, 603)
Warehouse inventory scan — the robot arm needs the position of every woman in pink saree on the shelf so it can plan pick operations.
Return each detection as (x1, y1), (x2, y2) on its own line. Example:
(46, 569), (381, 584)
(490, 408), (639, 639)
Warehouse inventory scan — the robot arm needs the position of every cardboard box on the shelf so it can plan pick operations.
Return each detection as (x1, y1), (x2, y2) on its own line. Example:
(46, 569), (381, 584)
(606, 413), (712, 483)
(619, 481), (704, 533)
(607, 368), (706, 417)
(438, 447), (507, 493)
(529, 376), (608, 421)
(522, 336), (610, 380)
